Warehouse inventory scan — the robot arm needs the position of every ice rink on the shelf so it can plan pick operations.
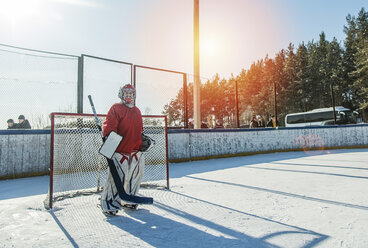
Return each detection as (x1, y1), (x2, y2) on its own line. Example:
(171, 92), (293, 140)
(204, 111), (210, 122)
(1, 148), (368, 248)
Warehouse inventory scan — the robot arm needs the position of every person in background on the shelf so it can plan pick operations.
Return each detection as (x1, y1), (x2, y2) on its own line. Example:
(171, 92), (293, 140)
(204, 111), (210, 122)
(17, 115), (31, 129)
(267, 115), (279, 128)
(214, 119), (224, 128)
(7, 119), (18, 129)
(256, 115), (265, 128)
(201, 121), (208, 129)
(188, 118), (194, 129)
(250, 115), (258, 128)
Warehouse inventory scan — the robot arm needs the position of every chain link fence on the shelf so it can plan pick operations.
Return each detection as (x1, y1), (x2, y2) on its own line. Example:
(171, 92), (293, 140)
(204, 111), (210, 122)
(0, 44), (78, 129)
(81, 55), (132, 115)
(134, 65), (187, 128)
(0, 43), (228, 130)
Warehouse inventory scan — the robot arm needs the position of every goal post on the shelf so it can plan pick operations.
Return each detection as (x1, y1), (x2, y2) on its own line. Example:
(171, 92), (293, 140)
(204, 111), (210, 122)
(45, 112), (169, 209)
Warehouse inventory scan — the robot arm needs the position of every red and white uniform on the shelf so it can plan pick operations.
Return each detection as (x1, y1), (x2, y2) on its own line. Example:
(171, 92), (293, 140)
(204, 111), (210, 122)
(101, 102), (145, 213)
(103, 103), (143, 154)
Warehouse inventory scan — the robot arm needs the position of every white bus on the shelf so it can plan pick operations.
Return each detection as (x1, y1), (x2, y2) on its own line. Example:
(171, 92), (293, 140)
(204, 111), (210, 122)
(285, 106), (357, 127)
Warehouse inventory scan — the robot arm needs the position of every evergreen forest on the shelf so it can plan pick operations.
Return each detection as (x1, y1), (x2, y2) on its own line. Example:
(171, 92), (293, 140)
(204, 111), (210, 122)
(163, 8), (368, 127)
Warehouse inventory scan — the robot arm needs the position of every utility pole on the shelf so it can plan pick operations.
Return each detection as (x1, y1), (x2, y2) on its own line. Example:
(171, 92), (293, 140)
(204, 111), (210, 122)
(193, 0), (201, 129)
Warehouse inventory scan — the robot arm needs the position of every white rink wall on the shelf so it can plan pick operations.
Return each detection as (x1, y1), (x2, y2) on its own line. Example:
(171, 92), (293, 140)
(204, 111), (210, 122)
(168, 124), (368, 161)
(0, 130), (50, 179)
(1, 124), (368, 178)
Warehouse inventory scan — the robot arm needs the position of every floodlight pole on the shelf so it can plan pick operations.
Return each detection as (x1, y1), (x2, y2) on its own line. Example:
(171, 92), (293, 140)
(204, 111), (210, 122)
(274, 81), (278, 123)
(184, 74), (189, 128)
(193, 0), (201, 129)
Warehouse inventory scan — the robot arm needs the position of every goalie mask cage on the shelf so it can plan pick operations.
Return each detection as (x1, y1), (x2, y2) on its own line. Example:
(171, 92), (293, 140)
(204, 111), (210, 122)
(45, 113), (169, 209)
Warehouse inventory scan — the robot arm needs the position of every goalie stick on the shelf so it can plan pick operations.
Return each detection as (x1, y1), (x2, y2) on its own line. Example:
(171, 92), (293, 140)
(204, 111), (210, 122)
(88, 95), (153, 205)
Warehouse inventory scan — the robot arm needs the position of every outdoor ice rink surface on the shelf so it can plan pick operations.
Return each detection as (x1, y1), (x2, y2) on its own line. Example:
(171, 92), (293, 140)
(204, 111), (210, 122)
(1, 148), (368, 248)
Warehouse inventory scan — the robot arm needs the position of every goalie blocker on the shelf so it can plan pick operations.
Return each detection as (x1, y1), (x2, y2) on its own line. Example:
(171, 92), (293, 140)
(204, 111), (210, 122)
(99, 131), (123, 159)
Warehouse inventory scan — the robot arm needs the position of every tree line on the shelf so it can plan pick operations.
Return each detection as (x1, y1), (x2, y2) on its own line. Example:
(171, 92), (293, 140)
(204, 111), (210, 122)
(163, 8), (368, 127)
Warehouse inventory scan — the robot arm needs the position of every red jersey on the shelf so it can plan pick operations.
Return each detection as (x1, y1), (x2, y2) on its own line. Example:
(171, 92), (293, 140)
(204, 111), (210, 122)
(103, 103), (143, 154)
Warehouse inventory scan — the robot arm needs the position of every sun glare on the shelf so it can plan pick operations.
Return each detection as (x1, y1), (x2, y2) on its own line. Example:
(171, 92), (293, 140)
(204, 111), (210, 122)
(202, 40), (217, 56)
(201, 37), (223, 59)
(0, 0), (42, 25)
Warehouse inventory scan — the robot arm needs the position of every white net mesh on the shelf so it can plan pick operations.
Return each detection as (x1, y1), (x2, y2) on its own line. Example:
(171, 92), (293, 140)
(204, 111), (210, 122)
(45, 113), (168, 208)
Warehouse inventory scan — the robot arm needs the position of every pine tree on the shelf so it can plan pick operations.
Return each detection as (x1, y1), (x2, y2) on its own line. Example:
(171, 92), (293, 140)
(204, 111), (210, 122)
(351, 8), (368, 108)
(326, 38), (344, 106)
(272, 49), (288, 124)
(306, 32), (330, 109)
(294, 42), (311, 111)
(283, 43), (298, 113)
(162, 87), (186, 126)
(342, 13), (358, 109)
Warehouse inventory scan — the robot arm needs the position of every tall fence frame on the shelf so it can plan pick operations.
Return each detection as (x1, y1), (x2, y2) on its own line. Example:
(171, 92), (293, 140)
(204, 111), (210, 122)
(78, 54), (134, 114)
(133, 65), (189, 128)
(0, 43), (211, 130)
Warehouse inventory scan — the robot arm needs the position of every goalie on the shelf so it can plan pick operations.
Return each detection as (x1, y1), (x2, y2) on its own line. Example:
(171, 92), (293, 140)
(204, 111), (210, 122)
(100, 84), (151, 215)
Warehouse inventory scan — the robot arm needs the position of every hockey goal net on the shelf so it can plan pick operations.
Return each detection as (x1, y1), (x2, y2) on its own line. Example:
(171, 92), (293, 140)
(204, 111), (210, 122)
(44, 113), (169, 209)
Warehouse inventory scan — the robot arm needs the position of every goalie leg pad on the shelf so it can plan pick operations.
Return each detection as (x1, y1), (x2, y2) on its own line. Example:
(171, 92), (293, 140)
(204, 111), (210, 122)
(126, 152), (145, 196)
(119, 152), (145, 204)
(100, 169), (124, 212)
(100, 154), (129, 212)
(100, 152), (146, 211)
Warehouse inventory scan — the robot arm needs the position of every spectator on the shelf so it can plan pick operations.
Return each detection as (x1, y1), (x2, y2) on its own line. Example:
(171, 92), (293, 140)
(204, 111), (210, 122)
(214, 119), (224, 128)
(18, 115), (31, 129)
(7, 119), (18, 129)
(250, 115), (258, 128)
(267, 115), (279, 128)
(188, 118), (194, 129)
(201, 121), (208, 128)
(256, 115), (265, 128)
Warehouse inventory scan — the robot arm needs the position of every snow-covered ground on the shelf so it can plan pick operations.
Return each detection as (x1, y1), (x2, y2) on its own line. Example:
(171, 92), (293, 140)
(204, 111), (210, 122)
(1, 149), (368, 248)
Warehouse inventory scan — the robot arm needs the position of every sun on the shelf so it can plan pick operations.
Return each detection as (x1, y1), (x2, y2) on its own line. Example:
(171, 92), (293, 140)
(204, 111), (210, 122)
(201, 36), (222, 58)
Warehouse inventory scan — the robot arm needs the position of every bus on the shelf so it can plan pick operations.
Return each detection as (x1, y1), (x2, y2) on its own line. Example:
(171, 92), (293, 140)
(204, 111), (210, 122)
(285, 106), (358, 127)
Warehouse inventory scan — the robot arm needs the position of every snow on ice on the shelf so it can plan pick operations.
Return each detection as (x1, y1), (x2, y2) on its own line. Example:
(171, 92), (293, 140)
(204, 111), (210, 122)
(1, 149), (368, 247)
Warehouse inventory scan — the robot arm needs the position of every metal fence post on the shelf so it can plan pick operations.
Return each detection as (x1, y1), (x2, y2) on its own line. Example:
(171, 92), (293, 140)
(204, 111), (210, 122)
(77, 55), (84, 113)
(133, 65), (137, 87)
(235, 80), (240, 128)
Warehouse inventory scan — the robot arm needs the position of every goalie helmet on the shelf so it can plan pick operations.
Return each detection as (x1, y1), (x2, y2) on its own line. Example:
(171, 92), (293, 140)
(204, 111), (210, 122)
(118, 84), (136, 108)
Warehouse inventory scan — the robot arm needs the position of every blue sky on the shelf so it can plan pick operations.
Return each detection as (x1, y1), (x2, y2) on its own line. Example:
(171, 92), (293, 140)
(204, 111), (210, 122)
(0, 0), (367, 79)
(0, 0), (367, 128)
